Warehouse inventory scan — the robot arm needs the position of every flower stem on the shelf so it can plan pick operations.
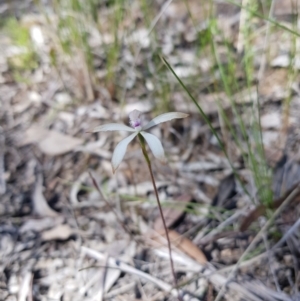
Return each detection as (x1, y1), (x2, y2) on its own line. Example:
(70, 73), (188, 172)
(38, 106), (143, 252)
(138, 134), (182, 301)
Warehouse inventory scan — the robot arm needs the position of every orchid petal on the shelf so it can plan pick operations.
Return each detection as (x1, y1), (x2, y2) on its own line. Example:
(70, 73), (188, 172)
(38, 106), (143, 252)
(140, 131), (165, 161)
(111, 132), (137, 172)
(93, 123), (135, 133)
(142, 112), (188, 130)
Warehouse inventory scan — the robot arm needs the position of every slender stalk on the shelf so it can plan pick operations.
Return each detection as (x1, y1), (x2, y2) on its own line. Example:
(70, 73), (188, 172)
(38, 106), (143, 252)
(138, 134), (181, 301)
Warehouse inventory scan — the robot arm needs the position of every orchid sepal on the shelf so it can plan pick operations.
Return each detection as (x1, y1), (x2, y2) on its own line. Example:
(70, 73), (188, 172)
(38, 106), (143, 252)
(111, 132), (138, 173)
(93, 123), (135, 133)
(142, 112), (188, 131)
(140, 131), (165, 161)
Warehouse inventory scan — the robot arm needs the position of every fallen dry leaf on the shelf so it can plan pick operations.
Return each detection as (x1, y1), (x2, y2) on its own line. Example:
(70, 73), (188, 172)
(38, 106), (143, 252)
(169, 230), (207, 264)
(153, 229), (207, 265)
(20, 125), (49, 146)
(41, 224), (73, 241)
(20, 124), (83, 156)
(37, 131), (83, 156)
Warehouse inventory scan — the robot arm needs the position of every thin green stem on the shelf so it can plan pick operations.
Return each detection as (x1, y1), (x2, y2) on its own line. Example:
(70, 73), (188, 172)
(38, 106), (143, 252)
(138, 134), (181, 301)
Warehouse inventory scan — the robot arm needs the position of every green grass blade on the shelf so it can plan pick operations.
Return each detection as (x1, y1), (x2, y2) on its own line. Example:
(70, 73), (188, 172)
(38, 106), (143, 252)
(161, 55), (252, 200)
(226, 0), (300, 37)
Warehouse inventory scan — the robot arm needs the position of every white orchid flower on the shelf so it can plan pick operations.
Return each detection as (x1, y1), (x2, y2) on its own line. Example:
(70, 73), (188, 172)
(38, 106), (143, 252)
(93, 110), (188, 172)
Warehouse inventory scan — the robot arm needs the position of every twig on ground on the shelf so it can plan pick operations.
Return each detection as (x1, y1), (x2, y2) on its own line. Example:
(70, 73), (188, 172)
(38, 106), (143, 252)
(81, 246), (190, 300)
(99, 254), (109, 301)
(104, 282), (136, 299)
(18, 272), (32, 301)
(244, 281), (292, 301)
(217, 252), (267, 274)
(262, 232), (280, 291)
(150, 240), (262, 301)
(76, 271), (103, 301)
(194, 209), (246, 245)
(272, 217), (300, 250)
(84, 244), (261, 301)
